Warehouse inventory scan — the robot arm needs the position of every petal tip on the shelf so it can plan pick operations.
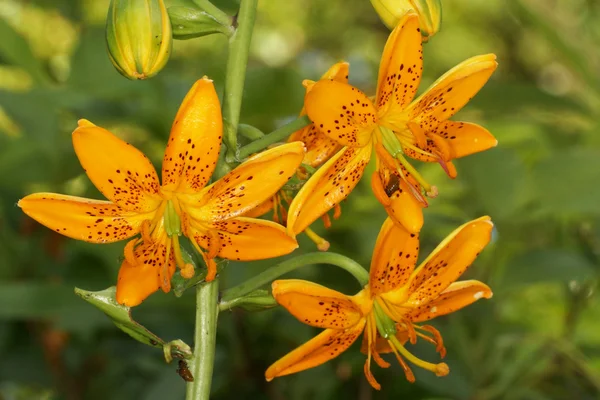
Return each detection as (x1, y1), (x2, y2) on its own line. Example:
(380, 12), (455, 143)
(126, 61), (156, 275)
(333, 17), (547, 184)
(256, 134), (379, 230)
(77, 119), (95, 129)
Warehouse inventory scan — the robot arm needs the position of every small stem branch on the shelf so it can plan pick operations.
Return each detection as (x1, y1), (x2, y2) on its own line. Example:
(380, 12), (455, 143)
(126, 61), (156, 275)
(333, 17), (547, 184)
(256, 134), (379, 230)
(193, 0), (232, 27)
(221, 0), (258, 162)
(237, 115), (311, 160)
(186, 279), (219, 400)
(221, 252), (369, 302)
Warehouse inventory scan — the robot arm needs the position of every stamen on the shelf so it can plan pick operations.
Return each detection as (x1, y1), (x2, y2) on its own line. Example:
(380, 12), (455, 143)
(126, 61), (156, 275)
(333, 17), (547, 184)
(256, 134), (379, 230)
(171, 234), (195, 279)
(387, 340), (416, 383)
(333, 204), (342, 220)
(189, 235), (218, 282)
(140, 220), (153, 243)
(389, 335), (449, 377)
(124, 238), (139, 266)
(363, 314), (382, 390)
(417, 325), (446, 358)
(401, 321), (417, 345)
(160, 242), (172, 293)
(321, 213), (332, 229)
(304, 227), (330, 251)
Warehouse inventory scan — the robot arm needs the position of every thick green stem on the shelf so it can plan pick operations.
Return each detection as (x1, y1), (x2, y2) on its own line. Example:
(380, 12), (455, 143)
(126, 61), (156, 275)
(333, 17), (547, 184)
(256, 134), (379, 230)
(236, 115), (312, 160)
(222, 0), (258, 162)
(221, 252), (369, 303)
(193, 0), (232, 27)
(186, 279), (219, 400)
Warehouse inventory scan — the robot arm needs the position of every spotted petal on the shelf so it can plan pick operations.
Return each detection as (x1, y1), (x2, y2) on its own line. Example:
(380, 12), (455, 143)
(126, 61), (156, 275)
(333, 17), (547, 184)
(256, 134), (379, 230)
(405, 216), (494, 308)
(408, 54), (497, 125)
(432, 121), (497, 159)
(272, 280), (369, 329)
(185, 142), (305, 222)
(369, 218), (420, 296)
(287, 144), (372, 235)
(376, 13), (423, 115)
(18, 193), (147, 243)
(72, 120), (161, 213)
(161, 78), (223, 193)
(305, 80), (377, 148)
(288, 124), (342, 168)
(407, 280), (493, 322)
(265, 321), (366, 380)
(192, 217), (298, 261)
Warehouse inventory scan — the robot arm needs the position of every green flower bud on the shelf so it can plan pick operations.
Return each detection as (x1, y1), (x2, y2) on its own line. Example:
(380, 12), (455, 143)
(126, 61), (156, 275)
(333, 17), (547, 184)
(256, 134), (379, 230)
(105, 0), (172, 80)
(370, 0), (442, 40)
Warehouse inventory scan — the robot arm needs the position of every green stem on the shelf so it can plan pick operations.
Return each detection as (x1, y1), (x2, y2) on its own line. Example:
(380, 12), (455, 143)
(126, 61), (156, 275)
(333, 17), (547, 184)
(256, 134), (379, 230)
(193, 0), (232, 28)
(236, 115), (312, 159)
(222, 0), (258, 162)
(221, 252), (369, 303)
(186, 278), (219, 400)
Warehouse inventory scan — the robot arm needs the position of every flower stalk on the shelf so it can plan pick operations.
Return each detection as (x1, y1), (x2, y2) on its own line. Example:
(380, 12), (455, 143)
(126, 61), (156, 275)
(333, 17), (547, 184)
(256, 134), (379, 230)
(186, 278), (220, 400)
(222, 0), (258, 162)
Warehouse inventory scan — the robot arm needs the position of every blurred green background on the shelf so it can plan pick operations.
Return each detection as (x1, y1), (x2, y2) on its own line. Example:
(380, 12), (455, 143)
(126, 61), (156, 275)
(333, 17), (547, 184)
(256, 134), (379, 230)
(1, 0), (600, 399)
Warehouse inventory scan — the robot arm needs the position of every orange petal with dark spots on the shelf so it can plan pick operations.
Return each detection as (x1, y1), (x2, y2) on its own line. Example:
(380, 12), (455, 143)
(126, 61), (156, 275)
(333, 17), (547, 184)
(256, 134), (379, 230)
(272, 280), (367, 329)
(408, 54), (497, 124)
(265, 321), (366, 381)
(407, 280), (493, 322)
(287, 144), (372, 235)
(73, 120), (162, 213)
(376, 13), (423, 114)
(435, 121), (498, 159)
(384, 179), (424, 234)
(18, 193), (147, 243)
(304, 80), (377, 148)
(288, 124), (342, 168)
(405, 216), (494, 308)
(369, 218), (419, 296)
(185, 142), (304, 222)
(297, 61), (349, 116)
(194, 217), (298, 261)
(161, 78), (223, 193)
(242, 196), (274, 218)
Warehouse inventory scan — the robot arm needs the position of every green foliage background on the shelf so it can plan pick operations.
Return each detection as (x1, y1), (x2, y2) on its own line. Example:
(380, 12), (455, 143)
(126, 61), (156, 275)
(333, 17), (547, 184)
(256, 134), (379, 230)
(1, 0), (600, 399)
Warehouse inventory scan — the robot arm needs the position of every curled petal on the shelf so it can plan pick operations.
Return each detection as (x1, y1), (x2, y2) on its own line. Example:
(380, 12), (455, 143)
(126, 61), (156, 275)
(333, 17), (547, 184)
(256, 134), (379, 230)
(407, 280), (493, 322)
(265, 321), (366, 381)
(287, 144), (372, 235)
(242, 197), (275, 219)
(369, 218), (420, 296)
(272, 280), (367, 329)
(72, 120), (161, 213)
(193, 217), (298, 261)
(161, 77), (223, 193)
(186, 142), (305, 222)
(408, 54), (497, 124)
(18, 193), (147, 243)
(405, 216), (494, 307)
(376, 13), (423, 114)
(432, 121), (498, 159)
(305, 80), (377, 148)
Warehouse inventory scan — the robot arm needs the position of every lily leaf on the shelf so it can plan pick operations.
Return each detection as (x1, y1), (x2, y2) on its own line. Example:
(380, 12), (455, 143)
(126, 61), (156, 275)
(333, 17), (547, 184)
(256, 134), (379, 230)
(75, 286), (165, 348)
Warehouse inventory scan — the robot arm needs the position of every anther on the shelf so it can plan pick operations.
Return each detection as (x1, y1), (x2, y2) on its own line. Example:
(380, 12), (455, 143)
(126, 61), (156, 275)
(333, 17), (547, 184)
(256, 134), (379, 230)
(305, 227), (330, 251)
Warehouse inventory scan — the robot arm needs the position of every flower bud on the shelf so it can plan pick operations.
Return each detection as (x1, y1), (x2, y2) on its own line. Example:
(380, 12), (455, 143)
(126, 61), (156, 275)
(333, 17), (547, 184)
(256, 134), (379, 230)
(370, 0), (442, 40)
(105, 0), (172, 80)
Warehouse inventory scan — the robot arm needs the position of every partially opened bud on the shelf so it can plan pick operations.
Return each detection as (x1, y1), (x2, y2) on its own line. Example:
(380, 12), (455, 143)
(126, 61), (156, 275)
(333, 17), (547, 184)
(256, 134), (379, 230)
(106, 0), (172, 80)
(370, 0), (442, 40)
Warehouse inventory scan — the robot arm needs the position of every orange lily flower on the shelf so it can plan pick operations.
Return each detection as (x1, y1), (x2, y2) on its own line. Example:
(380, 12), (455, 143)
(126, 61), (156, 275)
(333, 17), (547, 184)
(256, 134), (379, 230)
(266, 216), (494, 389)
(19, 77), (305, 306)
(246, 61), (349, 250)
(287, 13), (497, 236)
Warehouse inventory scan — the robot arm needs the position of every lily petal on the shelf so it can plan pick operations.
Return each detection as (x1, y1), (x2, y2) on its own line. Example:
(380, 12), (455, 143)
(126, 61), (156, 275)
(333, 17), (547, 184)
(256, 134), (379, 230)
(305, 80), (377, 148)
(408, 54), (497, 124)
(161, 78), (223, 193)
(432, 121), (498, 159)
(272, 280), (366, 329)
(376, 13), (423, 115)
(18, 193), (147, 243)
(405, 216), (494, 308)
(72, 120), (161, 213)
(288, 124), (342, 168)
(298, 61), (350, 115)
(369, 218), (420, 296)
(186, 142), (305, 222)
(287, 144), (373, 235)
(407, 280), (493, 322)
(265, 321), (366, 380)
(193, 217), (298, 261)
